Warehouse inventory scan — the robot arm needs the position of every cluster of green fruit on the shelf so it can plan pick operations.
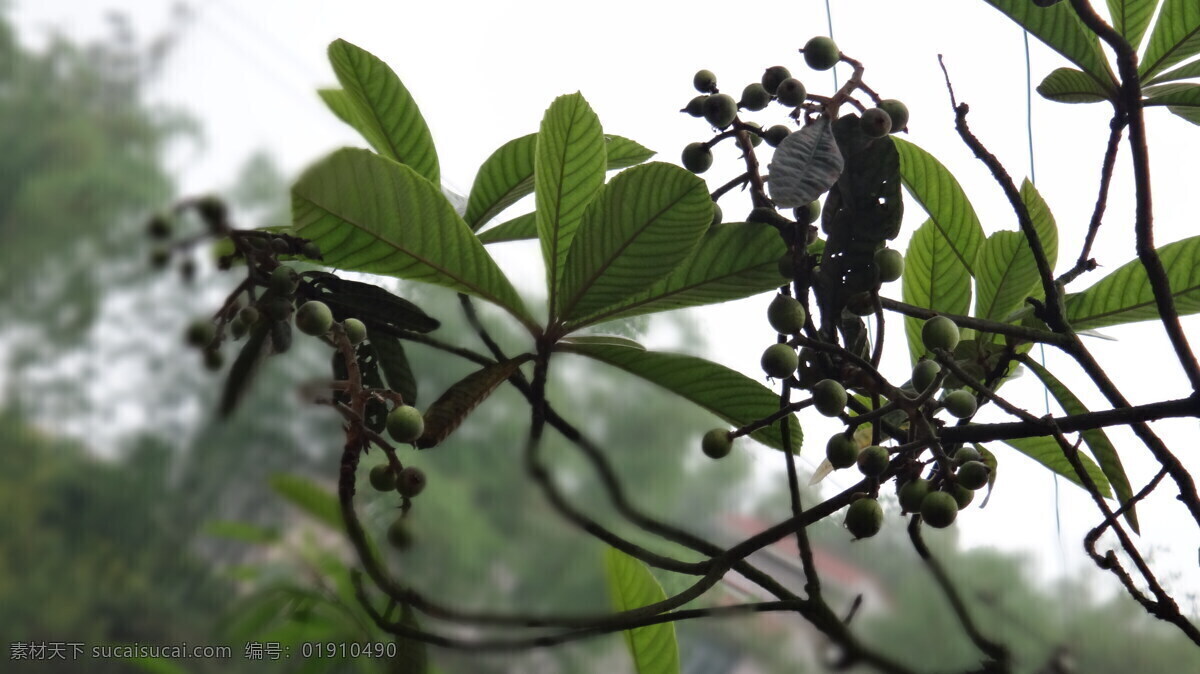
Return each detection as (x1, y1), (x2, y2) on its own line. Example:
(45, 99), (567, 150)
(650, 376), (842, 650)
(364, 405), (428, 550)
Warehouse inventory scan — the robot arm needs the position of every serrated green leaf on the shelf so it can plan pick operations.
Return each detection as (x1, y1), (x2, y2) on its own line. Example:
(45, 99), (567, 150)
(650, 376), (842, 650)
(537, 93), (608, 318)
(1144, 82), (1200, 125)
(292, 148), (533, 329)
(1063, 234), (1200, 329)
(327, 39), (439, 184)
(202, 519), (280, 545)
(559, 163), (712, 322)
(477, 212), (537, 244)
(1036, 67), (1113, 102)
(893, 138), (985, 278)
(374, 333), (419, 405)
(1023, 358), (1138, 532)
(564, 223), (787, 330)
(902, 219), (973, 363)
(416, 355), (532, 449)
(1140, 0), (1200, 79)
(982, 1), (1114, 86)
(467, 134), (654, 232)
(560, 343), (802, 452)
(1108, 0), (1158, 50)
(604, 547), (680, 674)
(604, 135), (656, 170)
(1001, 435), (1112, 498)
(975, 231), (1040, 330)
(269, 474), (343, 530)
(1146, 58), (1200, 85)
(1023, 179), (1059, 273)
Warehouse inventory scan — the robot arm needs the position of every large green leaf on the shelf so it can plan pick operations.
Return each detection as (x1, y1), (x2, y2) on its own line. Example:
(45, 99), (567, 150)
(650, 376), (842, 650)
(1140, 0), (1200, 79)
(893, 138), (985, 278)
(982, 1), (1114, 86)
(467, 134), (654, 232)
(973, 180), (1056, 336)
(1144, 82), (1200, 125)
(477, 212), (536, 244)
(558, 163), (712, 323)
(975, 231), (1040, 326)
(269, 474), (343, 530)
(1001, 436), (1112, 498)
(902, 219), (973, 363)
(1036, 67), (1113, 103)
(465, 134), (537, 230)
(1024, 358), (1138, 532)
(327, 39), (439, 184)
(292, 148), (533, 328)
(564, 222), (787, 330)
(1063, 234), (1200, 329)
(604, 547), (680, 674)
(536, 93), (608, 318)
(1108, 0), (1158, 50)
(1146, 58), (1200, 85)
(560, 343), (802, 452)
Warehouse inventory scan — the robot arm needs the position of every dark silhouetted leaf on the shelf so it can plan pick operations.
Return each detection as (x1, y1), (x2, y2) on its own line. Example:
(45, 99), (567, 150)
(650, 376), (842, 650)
(416, 355), (533, 448)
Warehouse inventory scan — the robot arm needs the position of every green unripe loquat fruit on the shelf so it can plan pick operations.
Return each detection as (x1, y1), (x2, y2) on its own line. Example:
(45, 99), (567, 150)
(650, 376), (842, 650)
(682, 142), (713, 174)
(777, 253), (795, 279)
(920, 491), (959, 528)
(767, 294), (807, 335)
(857, 445), (890, 477)
(295, 300), (334, 336)
(685, 95), (708, 117)
(369, 464), (396, 492)
(912, 360), (940, 393)
(775, 78), (807, 107)
(943, 390), (978, 419)
(343, 318), (367, 345)
(957, 461), (991, 490)
(878, 99), (909, 132)
(397, 466), (427, 497)
(764, 124), (791, 148)
(804, 36), (840, 71)
(387, 517), (413, 550)
(922, 316), (960, 353)
(954, 446), (982, 465)
(761, 65), (791, 95)
(269, 265), (299, 295)
(739, 83), (771, 111)
(796, 200), (821, 225)
(899, 478), (932, 513)
(760, 343), (799, 379)
(185, 319), (216, 349)
(845, 497), (883, 539)
(826, 433), (860, 469)
(693, 69), (717, 93)
(859, 108), (892, 137)
(387, 405), (425, 444)
(846, 292), (876, 317)
(703, 94), (738, 129)
(812, 379), (848, 417)
(710, 202), (723, 227)
(702, 428), (734, 459)
(874, 248), (904, 283)
(952, 484), (975, 509)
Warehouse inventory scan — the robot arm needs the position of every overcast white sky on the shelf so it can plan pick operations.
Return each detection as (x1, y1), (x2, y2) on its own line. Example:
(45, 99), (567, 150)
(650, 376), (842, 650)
(16, 0), (1200, 605)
